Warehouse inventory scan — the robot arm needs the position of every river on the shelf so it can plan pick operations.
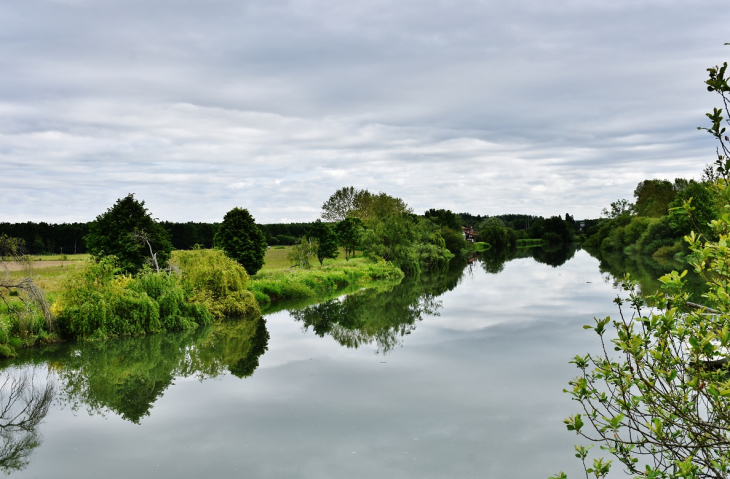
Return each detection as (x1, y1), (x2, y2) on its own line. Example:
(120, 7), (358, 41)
(0, 248), (698, 478)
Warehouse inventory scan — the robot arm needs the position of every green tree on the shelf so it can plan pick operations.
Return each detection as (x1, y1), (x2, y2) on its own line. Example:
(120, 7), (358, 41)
(633, 179), (680, 217)
(85, 194), (172, 275)
(215, 207), (267, 275)
(601, 198), (635, 219)
(424, 209), (462, 231)
(335, 217), (364, 260)
(321, 186), (364, 222)
(287, 236), (316, 269)
(439, 227), (467, 256)
(477, 217), (513, 250)
(307, 220), (339, 266)
(668, 180), (719, 239)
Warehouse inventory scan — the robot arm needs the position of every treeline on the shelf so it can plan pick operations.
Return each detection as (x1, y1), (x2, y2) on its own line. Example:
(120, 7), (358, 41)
(462, 213), (584, 251)
(1, 205), (589, 256)
(0, 221), (314, 254)
(0, 222), (89, 254)
(583, 178), (719, 259)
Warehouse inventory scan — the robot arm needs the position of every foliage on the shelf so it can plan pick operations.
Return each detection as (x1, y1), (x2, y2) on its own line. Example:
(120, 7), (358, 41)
(85, 194), (172, 275)
(601, 199), (635, 219)
(634, 179), (682, 217)
(335, 217), (365, 260)
(668, 180), (720, 240)
(0, 235), (56, 356)
(321, 186), (365, 222)
(215, 207), (267, 275)
(477, 217), (515, 250)
(440, 227), (468, 256)
(53, 258), (212, 339)
(424, 209), (462, 231)
(287, 237), (317, 269)
(307, 220), (339, 266)
(171, 249), (260, 320)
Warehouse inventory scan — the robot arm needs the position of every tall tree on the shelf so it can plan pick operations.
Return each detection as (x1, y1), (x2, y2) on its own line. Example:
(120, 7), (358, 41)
(633, 179), (680, 217)
(215, 208), (267, 275)
(335, 217), (364, 260)
(85, 194), (172, 274)
(307, 220), (339, 266)
(321, 186), (362, 222)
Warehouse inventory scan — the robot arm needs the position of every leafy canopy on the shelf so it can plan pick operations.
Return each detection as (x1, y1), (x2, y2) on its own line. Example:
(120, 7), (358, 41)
(215, 207), (267, 276)
(84, 194), (172, 275)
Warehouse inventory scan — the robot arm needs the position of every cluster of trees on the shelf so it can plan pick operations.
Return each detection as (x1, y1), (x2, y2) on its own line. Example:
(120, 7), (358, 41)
(583, 178), (720, 259)
(314, 187), (457, 275)
(469, 214), (580, 251)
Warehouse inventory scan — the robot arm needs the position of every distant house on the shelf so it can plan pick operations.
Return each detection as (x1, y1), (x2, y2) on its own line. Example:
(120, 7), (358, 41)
(462, 226), (478, 243)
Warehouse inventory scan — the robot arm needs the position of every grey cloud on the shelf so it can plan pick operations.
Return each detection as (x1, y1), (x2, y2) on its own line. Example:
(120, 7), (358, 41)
(0, 0), (727, 222)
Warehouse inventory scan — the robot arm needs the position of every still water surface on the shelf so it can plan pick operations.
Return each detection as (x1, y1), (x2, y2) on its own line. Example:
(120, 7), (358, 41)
(1, 249), (690, 478)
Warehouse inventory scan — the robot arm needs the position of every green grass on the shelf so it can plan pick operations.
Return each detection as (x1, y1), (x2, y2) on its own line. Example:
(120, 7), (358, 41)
(472, 242), (491, 252)
(516, 238), (545, 248)
(260, 246), (355, 272)
(249, 258), (404, 307)
(31, 253), (91, 261)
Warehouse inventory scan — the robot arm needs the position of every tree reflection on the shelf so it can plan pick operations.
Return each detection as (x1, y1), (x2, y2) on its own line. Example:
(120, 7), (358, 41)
(593, 251), (707, 300)
(289, 263), (465, 354)
(0, 368), (54, 474)
(6, 317), (269, 425)
(478, 243), (577, 274)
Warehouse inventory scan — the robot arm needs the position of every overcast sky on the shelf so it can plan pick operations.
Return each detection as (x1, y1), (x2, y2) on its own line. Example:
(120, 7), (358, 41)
(1, 0), (727, 223)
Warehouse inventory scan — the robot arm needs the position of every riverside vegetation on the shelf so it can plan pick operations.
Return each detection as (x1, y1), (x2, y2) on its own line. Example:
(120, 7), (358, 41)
(0, 184), (584, 359)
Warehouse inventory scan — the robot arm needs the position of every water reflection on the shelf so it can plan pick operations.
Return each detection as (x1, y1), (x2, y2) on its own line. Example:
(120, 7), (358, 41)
(0, 369), (54, 474)
(477, 243), (578, 274)
(290, 263), (466, 354)
(6, 318), (268, 424)
(592, 251), (707, 299)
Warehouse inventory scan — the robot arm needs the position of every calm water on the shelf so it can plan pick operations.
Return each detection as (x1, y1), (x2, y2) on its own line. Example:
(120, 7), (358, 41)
(1, 249), (684, 478)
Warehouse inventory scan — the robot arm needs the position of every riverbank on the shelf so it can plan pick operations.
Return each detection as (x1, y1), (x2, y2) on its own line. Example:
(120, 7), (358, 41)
(0, 248), (404, 357)
(249, 257), (404, 307)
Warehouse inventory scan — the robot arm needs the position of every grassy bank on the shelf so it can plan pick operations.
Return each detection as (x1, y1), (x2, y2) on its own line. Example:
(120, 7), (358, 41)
(249, 257), (404, 307)
(516, 238), (545, 248)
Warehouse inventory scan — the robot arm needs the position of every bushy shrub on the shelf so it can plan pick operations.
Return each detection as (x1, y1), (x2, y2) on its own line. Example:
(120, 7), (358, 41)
(54, 258), (212, 339)
(172, 249), (260, 320)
